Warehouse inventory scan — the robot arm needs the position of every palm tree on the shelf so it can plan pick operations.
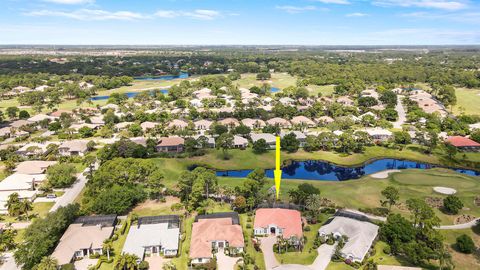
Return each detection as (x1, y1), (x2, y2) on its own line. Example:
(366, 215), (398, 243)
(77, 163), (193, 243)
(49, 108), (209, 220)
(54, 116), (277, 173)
(114, 253), (139, 270)
(19, 199), (33, 221)
(6, 193), (20, 217)
(33, 256), (58, 270)
(103, 240), (113, 260)
(438, 246), (454, 270)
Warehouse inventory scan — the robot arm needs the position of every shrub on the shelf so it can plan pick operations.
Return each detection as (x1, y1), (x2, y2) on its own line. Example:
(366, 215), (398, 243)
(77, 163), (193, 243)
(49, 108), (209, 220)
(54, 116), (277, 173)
(456, 234), (476, 254)
(443, 195), (464, 214)
(383, 245), (391, 255)
(246, 224), (252, 229)
(304, 226), (311, 232)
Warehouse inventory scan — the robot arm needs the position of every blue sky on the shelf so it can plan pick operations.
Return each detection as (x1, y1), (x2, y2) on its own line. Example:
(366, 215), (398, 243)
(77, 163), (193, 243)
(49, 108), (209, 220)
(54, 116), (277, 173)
(0, 0), (479, 45)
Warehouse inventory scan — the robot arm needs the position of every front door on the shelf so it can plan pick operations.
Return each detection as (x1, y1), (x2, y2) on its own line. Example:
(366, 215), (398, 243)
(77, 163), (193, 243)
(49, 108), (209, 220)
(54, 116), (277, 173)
(218, 242), (224, 248)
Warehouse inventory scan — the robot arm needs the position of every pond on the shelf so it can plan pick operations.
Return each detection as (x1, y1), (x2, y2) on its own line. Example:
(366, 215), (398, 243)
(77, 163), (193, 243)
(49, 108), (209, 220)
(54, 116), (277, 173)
(134, 73), (189, 80)
(271, 87), (280, 93)
(216, 158), (480, 181)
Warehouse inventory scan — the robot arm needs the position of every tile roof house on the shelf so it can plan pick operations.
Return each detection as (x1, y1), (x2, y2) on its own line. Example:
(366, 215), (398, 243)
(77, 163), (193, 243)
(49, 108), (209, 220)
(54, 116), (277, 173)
(266, 118), (292, 129)
(190, 212), (244, 265)
(167, 119), (189, 130)
(0, 173), (46, 192)
(446, 136), (480, 152)
(233, 135), (248, 149)
(254, 208), (303, 240)
(290, 116), (316, 128)
(52, 215), (117, 265)
(15, 142), (57, 157)
(14, 160), (57, 175)
(194, 119), (213, 131)
(318, 216), (379, 263)
(156, 137), (185, 153)
(122, 215), (180, 259)
(362, 128), (393, 142)
(141, 121), (159, 131)
(315, 116), (334, 125)
(58, 140), (89, 156)
(241, 118), (266, 129)
(218, 118), (240, 128)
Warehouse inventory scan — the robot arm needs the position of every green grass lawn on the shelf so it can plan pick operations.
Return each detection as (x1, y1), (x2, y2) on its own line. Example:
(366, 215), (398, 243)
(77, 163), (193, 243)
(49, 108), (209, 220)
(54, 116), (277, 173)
(232, 73), (297, 90)
(452, 87), (480, 116)
(306, 85), (335, 97)
(98, 218), (131, 270)
(439, 224), (480, 270)
(239, 213), (266, 270)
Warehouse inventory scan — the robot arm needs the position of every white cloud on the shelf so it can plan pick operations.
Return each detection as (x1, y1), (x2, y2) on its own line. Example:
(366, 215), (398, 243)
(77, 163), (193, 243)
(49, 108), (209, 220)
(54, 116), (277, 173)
(400, 11), (480, 23)
(24, 9), (146, 21)
(373, 0), (468, 11)
(346, 12), (369, 17)
(314, 0), (350, 4)
(155, 9), (221, 20)
(276, 5), (317, 14)
(43, 0), (94, 4)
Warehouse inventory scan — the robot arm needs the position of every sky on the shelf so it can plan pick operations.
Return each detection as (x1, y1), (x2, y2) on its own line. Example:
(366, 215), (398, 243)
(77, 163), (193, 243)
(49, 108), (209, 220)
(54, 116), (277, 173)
(0, 0), (479, 45)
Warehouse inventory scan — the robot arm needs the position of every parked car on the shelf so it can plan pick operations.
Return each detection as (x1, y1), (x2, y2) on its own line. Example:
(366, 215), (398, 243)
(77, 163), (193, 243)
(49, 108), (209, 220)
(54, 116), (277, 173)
(46, 194), (57, 199)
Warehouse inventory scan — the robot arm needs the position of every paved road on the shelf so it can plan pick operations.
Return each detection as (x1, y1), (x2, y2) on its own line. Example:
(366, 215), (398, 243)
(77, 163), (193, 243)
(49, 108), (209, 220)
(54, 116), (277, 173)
(437, 218), (480, 230)
(392, 95), (406, 129)
(49, 162), (98, 213)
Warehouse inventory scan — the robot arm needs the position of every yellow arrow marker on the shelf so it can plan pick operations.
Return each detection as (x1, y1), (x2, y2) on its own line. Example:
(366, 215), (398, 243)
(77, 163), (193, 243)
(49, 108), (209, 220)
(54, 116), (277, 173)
(274, 136), (282, 199)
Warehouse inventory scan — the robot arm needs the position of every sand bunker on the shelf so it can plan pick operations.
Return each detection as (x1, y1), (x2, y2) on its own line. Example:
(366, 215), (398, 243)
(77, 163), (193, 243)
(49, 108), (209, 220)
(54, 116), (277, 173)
(433, 187), (457, 195)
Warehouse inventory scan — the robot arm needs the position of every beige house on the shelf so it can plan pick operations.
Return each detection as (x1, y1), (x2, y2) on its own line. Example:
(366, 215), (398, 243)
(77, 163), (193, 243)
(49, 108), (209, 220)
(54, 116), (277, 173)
(52, 215), (117, 266)
(156, 137), (185, 153)
(266, 117), (291, 129)
(58, 140), (89, 156)
(241, 118), (266, 129)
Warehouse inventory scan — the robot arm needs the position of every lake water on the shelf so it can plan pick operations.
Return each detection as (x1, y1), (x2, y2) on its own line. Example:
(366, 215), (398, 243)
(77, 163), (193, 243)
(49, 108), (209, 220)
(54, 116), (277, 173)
(90, 89), (169, 101)
(216, 158), (480, 181)
(271, 87), (280, 93)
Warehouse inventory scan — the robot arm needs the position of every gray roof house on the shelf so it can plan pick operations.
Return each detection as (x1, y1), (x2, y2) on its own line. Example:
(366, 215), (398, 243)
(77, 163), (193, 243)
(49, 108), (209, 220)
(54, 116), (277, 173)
(122, 215), (180, 259)
(318, 216), (379, 263)
(250, 133), (276, 149)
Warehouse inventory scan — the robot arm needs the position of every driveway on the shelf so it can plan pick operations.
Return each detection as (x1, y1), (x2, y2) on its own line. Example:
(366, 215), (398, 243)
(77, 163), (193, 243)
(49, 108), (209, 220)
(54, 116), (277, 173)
(145, 256), (171, 269)
(260, 236), (280, 270)
(73, 258), (98, 270)
(49, 162), (98, 212)
(0, 252), (20, 270)
(392, 95), (406, 129)
(216, 249), (241, 270)
(310, 244), (336, 270)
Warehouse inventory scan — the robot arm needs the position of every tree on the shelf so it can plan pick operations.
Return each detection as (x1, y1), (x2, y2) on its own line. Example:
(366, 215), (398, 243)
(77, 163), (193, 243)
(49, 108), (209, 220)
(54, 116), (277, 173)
(380, 214), (416, 254)
(114, 253), (140, 270)
(46, 163), (77, 188)
(18, 110), (30, 119)
(444, 142), (458, 159)
(88, 185), (146, 215)
(19, 199), (33, 221)
(6, 192), (21, 217)
(381, 186), (399, 211)
(379, 90), (397, 107)
(177, 167), (218, 210)
(14, 204), (80, 270)
(216, 133), (234, 159)
(32, 256), (58, 270)
(406, 198), (440, 229)
(78, 126), (94, 138)
(252, 138), (269, 154)
(288, 183), (320, 205)
(0, 225), (17, 252)
(393, 131), (411, 146)
(456, 234), (475, 254)
(232, 196), (247, 213)
(305, 194), (322, 220)
(103, 240), (113, 260)
(443, 195), (463, 214)
(281, 133), (300, 153)
(6, 107), (19, 119)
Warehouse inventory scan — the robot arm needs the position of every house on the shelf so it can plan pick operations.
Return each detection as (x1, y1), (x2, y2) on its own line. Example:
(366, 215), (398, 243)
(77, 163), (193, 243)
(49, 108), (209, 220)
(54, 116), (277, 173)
(130, 137), (148, 147)
(290, 116), (315, 128)
(469, 123), (480, 131)
(193, 135), (216, 148)
(359, 111), (378, 120)
(122, 215), (180, 260)
(58, 140), (89, 156)
(280, 131), (307, 147)
(279, 97), (295, 106)
(190, 212), (244, 265)
(0, 173), (46, 192)
(168, 119), (189, 130)
(15, 142), (57, 157)
(315, 116), (334, 125)
(27, 114), (56, 124)
(0, 190), (37, 214)
(266, 118), (292, 129)
(89, 116), (105, 125)
(14, 160), (57, 175)
(218, 118), (240, 128)
(69, 123), (101, 132)
(446, 136), (480, 152)
(101, 104), (119, 111)
(156, 137), (185, 153)
(254, 208), (303, 241)
(9, 119), (30, 129)
(318, 216), (379, 263)
(363, 128), (393, 142)
(250, 133), (277, 149)
(141, 121), (159, 131)
(337, 96), (354, 106)
(194, 119), (213, 131)
(52, 215), (117, 266)
(241, 118), (266, 129)
(233, 135), (248, 149)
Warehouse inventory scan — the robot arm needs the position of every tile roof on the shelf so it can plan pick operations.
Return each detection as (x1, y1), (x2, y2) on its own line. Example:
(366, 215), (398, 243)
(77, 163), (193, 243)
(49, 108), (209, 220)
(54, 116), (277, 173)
(447, 136), (480, 147)
(254, 208), (303, 238)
